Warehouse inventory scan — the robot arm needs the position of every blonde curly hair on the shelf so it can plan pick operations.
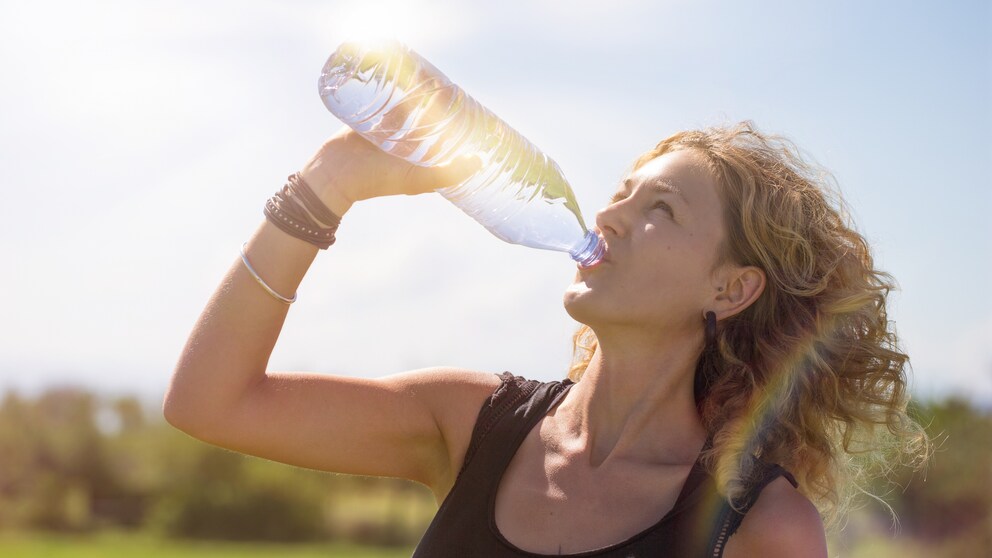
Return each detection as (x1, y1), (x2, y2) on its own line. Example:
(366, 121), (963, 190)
(566, 121), (932, 530)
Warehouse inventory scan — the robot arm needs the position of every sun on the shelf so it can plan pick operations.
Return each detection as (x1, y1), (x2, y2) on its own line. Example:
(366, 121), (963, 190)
(325, 0), (464, 48)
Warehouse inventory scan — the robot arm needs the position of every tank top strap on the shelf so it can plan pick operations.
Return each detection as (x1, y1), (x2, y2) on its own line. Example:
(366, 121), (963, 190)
(707, 460), (800, 557)
(458, 371), (573, 478)
(738, 461), (799, 511)
(414, 373), (573, 557)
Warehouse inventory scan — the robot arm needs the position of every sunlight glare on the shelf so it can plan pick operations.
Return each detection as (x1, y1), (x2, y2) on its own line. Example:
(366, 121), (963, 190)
(327, 0), (463, 47)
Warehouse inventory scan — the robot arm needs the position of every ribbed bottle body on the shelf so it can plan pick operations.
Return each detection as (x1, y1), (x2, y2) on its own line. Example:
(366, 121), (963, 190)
(318, 40), (603, 265)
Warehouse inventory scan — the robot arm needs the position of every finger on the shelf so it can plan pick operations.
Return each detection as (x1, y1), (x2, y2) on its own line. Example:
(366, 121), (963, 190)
(406, 154), (482, 194)
(436, 154), (483, 189)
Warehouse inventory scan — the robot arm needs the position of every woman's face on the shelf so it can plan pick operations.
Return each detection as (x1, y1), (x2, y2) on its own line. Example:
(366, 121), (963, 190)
(564, 149), (729, 334)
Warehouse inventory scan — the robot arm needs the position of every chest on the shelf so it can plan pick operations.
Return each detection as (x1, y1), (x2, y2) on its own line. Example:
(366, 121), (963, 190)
(492, 422), (695, 555)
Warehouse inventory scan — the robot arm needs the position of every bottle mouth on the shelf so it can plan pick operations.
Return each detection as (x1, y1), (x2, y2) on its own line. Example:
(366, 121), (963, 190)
(572, 231), (606, 267)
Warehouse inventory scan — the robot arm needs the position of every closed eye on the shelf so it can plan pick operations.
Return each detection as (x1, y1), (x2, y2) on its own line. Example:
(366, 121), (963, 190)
(610, 193), (674, 217)
(654, 201), (674, 215)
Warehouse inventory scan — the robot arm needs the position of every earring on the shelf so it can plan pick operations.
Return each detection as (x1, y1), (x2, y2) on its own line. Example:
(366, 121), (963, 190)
(704, 311), (717, 348)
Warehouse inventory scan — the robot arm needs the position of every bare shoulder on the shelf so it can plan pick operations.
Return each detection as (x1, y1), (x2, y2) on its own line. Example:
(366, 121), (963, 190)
(723, 476), (827, 558)
(386, 366), (503, 437)
(402, 367), (504, 502)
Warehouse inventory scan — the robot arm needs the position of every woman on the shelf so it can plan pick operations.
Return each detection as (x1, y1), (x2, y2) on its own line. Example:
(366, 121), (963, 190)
(164, 121), (931, 557)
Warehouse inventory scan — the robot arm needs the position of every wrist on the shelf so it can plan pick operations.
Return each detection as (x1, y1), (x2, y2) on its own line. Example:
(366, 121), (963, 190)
(318, 181), (354, 221)
(300, 164), (353, 220)
(263, 173), (342, 251)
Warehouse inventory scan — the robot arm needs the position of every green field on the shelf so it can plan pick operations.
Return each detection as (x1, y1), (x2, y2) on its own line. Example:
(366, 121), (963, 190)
(0, 529), (974, 558)
(0, 531), (417, 558)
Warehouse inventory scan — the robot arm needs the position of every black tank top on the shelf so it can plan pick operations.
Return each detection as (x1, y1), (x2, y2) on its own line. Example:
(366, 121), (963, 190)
(412, 372), (799, 557)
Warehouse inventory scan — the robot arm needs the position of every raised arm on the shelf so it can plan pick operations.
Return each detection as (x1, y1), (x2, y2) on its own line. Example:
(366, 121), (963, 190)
(162, 127), (493, 499)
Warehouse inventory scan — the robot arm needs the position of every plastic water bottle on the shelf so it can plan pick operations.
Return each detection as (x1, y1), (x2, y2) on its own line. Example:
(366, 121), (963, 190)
(317, 40), (605, 267)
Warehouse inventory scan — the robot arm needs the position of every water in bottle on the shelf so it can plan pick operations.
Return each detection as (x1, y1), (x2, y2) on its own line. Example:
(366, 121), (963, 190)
(317, 40), (605, 267)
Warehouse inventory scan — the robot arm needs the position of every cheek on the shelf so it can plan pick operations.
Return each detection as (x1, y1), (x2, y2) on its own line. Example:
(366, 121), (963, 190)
(640, 245), (711, 295)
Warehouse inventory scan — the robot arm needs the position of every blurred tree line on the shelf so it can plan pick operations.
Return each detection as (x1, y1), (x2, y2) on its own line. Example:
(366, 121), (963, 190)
(0, 387), (436, 547)
(0, 386), (988, 551)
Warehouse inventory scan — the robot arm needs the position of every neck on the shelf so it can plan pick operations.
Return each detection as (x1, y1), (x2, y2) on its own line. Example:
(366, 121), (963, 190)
(555, 327), (709, 469)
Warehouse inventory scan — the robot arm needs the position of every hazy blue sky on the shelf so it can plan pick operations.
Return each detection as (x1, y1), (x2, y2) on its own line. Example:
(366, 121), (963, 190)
(2, 0), (989, 410)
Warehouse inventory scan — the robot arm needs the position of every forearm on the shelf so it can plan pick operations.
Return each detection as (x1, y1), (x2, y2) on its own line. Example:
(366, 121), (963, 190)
(162, 126), (466, 428)
(163, 218), (322, 427)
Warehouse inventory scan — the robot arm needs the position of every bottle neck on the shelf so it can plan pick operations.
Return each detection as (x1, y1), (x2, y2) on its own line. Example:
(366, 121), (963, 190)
(571, 230), (605, 267)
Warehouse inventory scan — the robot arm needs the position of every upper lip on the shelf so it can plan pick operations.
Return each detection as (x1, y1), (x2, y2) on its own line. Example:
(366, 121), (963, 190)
(599, 235), (611, 263)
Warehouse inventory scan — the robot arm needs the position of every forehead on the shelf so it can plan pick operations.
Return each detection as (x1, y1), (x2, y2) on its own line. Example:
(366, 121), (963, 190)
(631, 149), (709, 183)
(626, 150), (721, 209)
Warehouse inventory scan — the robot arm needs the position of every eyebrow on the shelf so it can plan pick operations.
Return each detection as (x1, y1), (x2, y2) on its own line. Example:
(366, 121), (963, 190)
(620, 177), (689, 206)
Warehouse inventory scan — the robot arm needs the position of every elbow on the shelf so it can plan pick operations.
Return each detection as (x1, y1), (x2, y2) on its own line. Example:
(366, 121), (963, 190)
(162, 395), (215, 440)
(161, 390), (191, 431)
(161, 363), (265, 436)
(161, 371), (253, 439)
(161, 378), (204, 433)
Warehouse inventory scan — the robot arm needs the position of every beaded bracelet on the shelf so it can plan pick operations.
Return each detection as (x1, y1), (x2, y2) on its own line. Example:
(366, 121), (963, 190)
(263, 173), (342, 250)
(244, 172), (344, 304)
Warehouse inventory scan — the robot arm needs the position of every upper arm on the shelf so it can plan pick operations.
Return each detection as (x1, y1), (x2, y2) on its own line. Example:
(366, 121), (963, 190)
(166, 366), (502, 495)
(723, 477), (827, 558)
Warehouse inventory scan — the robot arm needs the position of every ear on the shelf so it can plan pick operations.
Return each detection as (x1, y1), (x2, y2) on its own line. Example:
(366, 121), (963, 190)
(713, 265), (765, 321)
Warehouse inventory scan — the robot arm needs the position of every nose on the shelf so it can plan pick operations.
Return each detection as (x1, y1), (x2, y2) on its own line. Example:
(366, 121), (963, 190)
(595, 202), (627, 239)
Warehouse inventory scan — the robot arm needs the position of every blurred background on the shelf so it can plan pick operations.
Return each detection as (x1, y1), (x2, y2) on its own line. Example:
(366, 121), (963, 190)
(1, 0), (989, 556)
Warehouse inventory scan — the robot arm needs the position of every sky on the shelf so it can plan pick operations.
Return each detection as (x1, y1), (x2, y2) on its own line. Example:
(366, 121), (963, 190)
(1, 0), (990, 411)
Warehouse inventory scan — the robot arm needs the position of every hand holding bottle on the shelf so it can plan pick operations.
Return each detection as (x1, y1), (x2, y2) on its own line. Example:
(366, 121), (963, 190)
(299, 126), (481, 218)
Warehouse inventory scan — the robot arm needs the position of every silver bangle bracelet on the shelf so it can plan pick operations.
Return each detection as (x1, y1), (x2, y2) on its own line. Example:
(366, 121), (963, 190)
(239, 242), (297, 304)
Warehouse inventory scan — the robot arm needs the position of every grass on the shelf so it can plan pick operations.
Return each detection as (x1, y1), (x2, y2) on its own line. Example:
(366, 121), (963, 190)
(0, 530), (417, 558)
(1, 528), (971, 558)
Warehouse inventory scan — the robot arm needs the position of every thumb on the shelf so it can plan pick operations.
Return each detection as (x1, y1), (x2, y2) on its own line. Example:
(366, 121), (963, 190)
(407, 154), (482, 194)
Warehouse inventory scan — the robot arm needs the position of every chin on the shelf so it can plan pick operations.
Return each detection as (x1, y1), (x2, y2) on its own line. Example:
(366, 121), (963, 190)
(562, 280), (600, 326)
